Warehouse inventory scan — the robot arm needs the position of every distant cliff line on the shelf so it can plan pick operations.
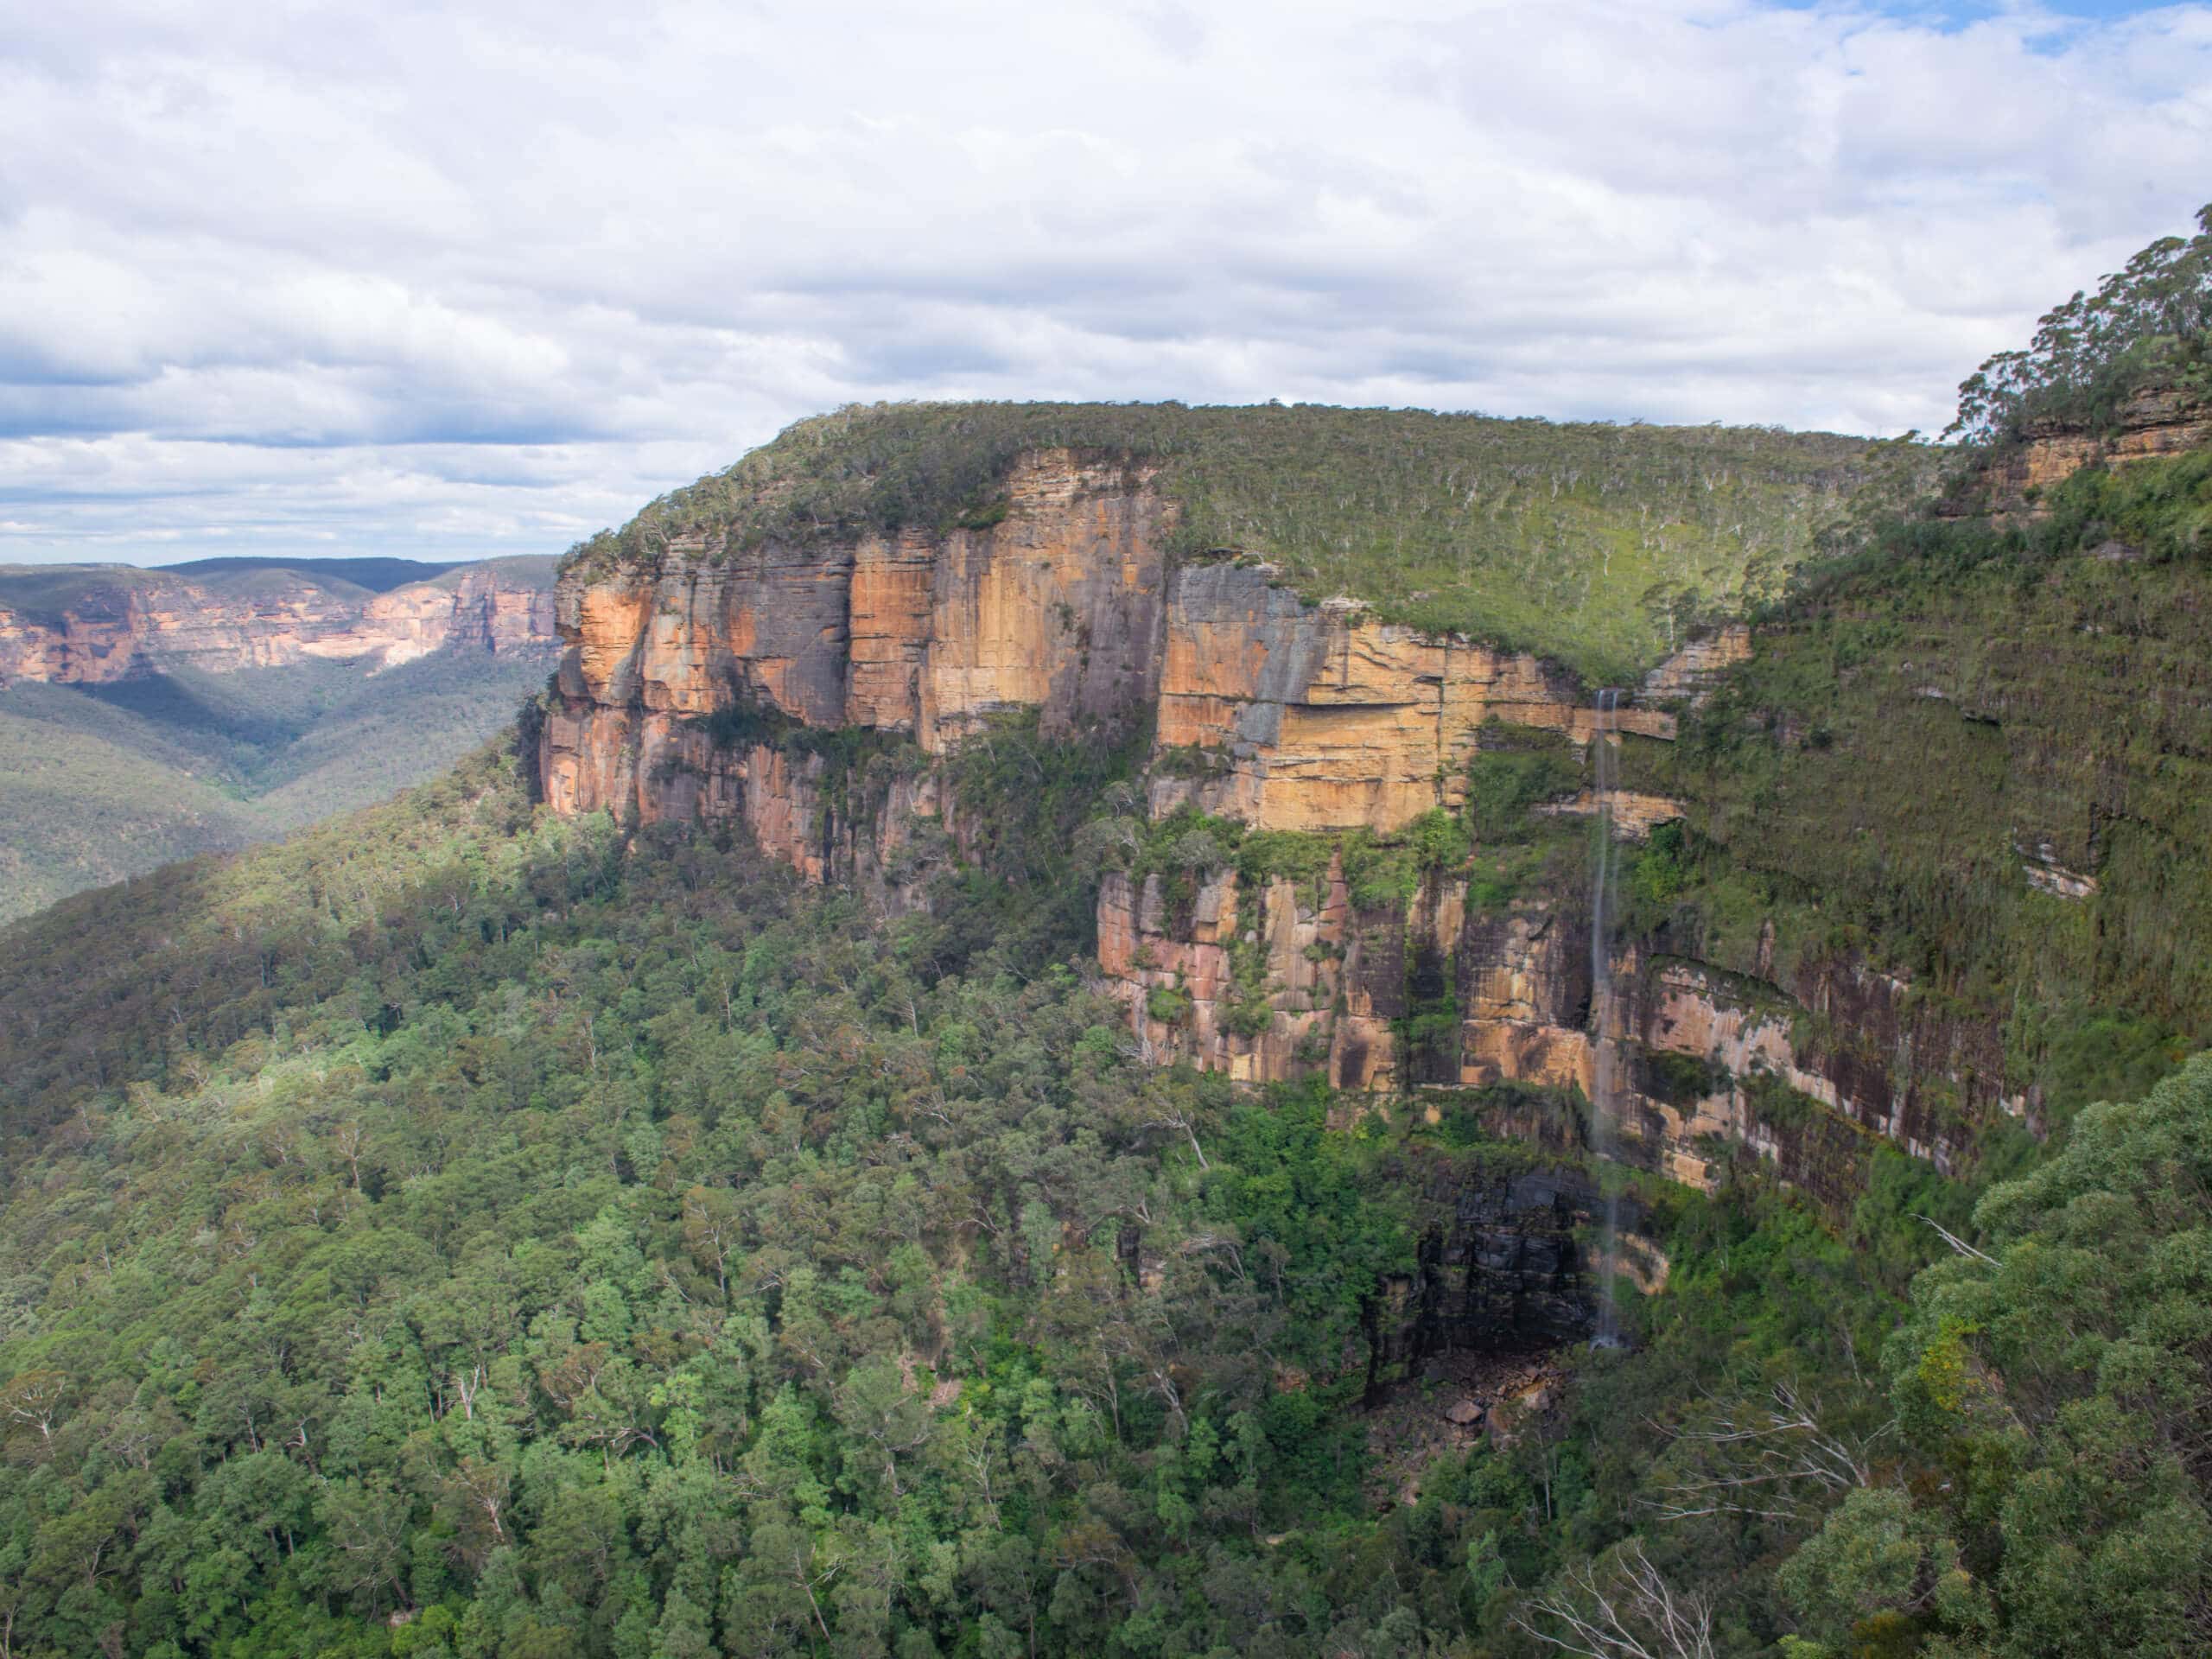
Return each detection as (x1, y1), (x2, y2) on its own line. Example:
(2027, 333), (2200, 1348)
(0, 556), (560, 688)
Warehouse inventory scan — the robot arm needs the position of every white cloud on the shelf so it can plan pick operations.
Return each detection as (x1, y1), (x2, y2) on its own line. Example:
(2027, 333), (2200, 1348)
(1, 0), (2208, 564)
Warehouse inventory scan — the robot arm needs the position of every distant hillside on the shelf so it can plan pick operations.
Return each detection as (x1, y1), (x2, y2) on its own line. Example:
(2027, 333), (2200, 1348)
(0, 556), (559, 920)
(0, 556), (558, 686)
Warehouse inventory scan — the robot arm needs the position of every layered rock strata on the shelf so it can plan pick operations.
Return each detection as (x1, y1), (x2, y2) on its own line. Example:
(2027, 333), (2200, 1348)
(541, 451), (1713, 843)
(542, 448), (1992, 1196)
(540, 452), (1172, 823)
(1942, 382), (2212, 518)
(0, 562), (557, 687)
(1098, 847), (2002, 1192)
(1143, 566), (1681, 829)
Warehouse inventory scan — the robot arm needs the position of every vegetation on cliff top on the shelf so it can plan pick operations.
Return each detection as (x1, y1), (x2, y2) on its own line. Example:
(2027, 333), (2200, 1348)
(560, 401), (1911, 685)
(1948, 202), (2212, 446)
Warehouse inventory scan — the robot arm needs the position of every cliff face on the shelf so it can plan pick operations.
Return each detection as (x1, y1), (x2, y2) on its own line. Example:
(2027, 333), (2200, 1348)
(1146, 566), (1680, 830)
(540, 452), (1170, 823)
(0, 562), (558, 688)
(542, 450), (1726, 839)
(541, 446), (1992, 1195)
(1093, 857), (2001, 1192)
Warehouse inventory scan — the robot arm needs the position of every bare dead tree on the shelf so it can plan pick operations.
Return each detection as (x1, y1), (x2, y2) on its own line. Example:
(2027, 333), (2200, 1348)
(1919, 1214), (1999, 1268)
(1642, 1382), (1889, 1524)
(1121, 1087), (1209, 1170)
(1513, 1541), (1717, 1659)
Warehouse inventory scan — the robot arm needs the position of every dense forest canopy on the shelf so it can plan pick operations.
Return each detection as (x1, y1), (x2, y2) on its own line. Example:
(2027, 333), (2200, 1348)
(0, 714), (2204, 1658)
(0, 743), (1955, 1659)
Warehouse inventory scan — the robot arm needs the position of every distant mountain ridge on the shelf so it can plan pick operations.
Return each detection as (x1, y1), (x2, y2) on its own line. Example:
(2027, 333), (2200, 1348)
(0, 554), (562, 919)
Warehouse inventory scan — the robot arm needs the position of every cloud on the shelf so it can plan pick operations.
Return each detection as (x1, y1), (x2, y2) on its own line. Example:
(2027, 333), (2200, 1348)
(1, 0), (2208, 564)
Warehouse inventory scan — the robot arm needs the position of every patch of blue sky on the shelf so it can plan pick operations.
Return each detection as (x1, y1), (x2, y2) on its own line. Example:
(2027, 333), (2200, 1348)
(1763, 0), (2198, 26)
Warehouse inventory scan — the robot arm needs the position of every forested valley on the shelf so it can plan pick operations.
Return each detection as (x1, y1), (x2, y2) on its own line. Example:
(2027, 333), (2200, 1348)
(0, 740), (1948, 1659)
(3, 213), (2212, 1659)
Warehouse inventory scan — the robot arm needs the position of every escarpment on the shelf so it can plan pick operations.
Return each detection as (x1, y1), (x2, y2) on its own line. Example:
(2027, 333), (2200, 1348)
(0, 560), (558, 688)
(1145, 566), (1681, 830)
(1093, 853), (2006, 1198)
(541, 440), (2010, 1198)
(537, 448), (1715, 873)
(537, 449), (1734, 841)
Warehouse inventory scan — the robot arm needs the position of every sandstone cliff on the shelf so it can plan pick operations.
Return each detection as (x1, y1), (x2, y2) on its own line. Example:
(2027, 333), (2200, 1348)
(539, 442), (1996, 1198)
(0, 559), (558, 688)
(1092, 855), (2006, 1196)
(538, 449), (1740, 836)
(539, 452), (1169, 817)
(1143, 566), (1683, 830)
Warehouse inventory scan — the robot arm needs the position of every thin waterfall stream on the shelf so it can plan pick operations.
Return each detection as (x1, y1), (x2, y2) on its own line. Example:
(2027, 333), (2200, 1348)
(1587, 688), (1624, 1348)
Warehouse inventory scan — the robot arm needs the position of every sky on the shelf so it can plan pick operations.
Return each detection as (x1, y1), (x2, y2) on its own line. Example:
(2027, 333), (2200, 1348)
(1, 0), (2209, 569)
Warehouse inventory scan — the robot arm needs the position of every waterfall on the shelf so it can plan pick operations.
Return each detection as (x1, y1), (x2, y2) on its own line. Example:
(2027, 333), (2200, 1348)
(1587, 688), (1624, 1349)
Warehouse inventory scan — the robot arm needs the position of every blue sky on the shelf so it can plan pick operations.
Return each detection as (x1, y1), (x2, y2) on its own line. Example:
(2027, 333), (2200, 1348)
(1881, 1), (2181, 16)
(2, 0), (2209, 568)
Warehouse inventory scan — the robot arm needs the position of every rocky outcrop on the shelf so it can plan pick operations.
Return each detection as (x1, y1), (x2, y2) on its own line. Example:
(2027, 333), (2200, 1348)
(541, 452), (1172, 817)
(2012, 385), (2212, 498)
(1096, 837), (2008, 1195)
(1536, 789), (1688, 837)
(1147, 563), (1675, 830)
(1942, 383), (2212, 518)
(539, 449), (1722, 945)
(538, 449), (1180, 908)
(1617, 954), (2014, 1194)
(330, 566), (558, 664)
(1638, 625), (1751, 702)
(1095, 861), (1348, 1084)
(1367, 1166), (1620, 1376)
(0, 560), (557, 687)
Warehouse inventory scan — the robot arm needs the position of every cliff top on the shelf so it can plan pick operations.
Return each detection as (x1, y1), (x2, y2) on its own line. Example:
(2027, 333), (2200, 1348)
(562, 400), (1906, 683)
